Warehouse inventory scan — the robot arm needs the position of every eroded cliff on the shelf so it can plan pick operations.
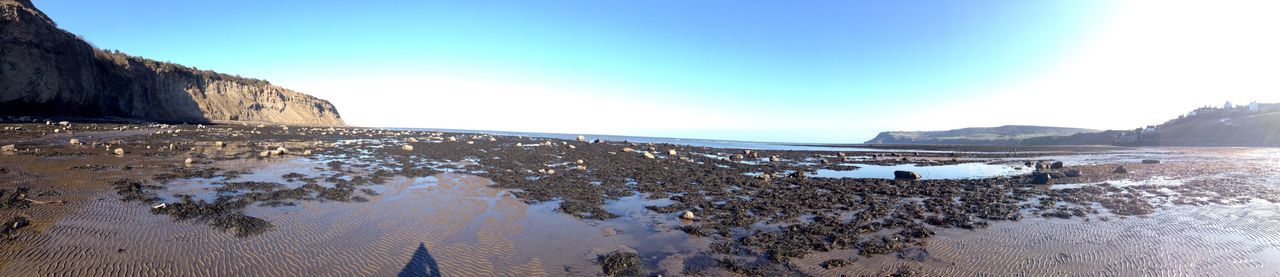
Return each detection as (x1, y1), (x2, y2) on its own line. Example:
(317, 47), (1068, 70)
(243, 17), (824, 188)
(0, 0), (343, 125)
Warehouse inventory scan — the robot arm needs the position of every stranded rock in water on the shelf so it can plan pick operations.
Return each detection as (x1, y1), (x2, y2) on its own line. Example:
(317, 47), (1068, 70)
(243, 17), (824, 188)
(894, 170), (921, 180)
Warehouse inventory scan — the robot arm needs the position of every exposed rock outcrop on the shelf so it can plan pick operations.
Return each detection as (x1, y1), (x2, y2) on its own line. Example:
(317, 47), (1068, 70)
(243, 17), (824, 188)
(0, 0), (343, 125)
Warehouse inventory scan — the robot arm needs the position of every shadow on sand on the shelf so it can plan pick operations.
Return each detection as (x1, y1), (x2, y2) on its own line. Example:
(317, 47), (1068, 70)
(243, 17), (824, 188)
(398, 242), (441, 277)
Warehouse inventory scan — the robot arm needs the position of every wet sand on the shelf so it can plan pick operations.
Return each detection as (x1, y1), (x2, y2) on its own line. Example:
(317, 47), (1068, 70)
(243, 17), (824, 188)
(2, 122), (1279, 275)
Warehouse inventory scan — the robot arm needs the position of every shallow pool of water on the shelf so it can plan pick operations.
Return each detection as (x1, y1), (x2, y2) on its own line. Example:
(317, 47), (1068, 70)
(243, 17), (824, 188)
(812, 162), (1032, 180)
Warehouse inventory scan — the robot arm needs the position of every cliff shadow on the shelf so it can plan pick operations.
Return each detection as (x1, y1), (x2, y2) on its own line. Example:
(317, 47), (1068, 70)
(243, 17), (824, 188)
(398, 242), (441, 277)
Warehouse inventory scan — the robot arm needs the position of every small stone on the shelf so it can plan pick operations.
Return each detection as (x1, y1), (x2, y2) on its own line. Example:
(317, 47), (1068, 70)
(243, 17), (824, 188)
(667, 149), (677, 156)
(184, 158), (194, 166)
(1141, 159), (1160, 164)
(546, 169), (556, 174)
(214, 141), (224, 148)
(643, 151), (655, 159)
(622, 147), (635, 153)
(1, 144), (14, 152)
(402, 145), (414, 151)
(1113, 166), (1128, 174)
(576, 135), (586, 142)
(407, 137), (419, 143)
(576, 159), (585, 164)
(769, 156), (780, 162)
(1065, 169), (1082, 177)
(276, 147), (289, 155)
(302, 150), (312, 156)
(259, 151), (270, 157)
(69, 138), (80, 145)
(680, 211), (696, 220)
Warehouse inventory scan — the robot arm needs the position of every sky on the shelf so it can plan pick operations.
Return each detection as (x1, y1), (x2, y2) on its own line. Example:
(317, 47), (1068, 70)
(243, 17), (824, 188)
(33, 0), (1280, 143)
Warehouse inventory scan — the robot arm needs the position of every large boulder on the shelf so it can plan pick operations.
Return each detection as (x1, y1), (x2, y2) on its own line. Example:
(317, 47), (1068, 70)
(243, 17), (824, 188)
(1113, 165), (1128, 174)
(1030, 172), (1052, 184)
(1050, 161), (1064, 169)
(894, 170), (921, 180)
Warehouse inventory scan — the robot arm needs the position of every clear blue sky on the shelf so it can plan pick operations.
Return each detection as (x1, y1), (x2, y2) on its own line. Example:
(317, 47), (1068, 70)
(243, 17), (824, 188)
(33, 0), (1280, 143)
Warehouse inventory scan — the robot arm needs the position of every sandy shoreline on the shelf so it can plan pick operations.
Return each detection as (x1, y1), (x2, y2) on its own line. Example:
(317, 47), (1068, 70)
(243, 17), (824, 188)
(2, 122), (1278, 275)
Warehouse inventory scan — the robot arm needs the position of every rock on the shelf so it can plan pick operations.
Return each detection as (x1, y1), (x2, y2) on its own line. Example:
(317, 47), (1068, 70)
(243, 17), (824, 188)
(184, 158), (194, 166)
(546, 169), (556, 174)
(259, 151), (270, 157)
(214, 141), (224, 148)
(113, 148), (124, 156)
(68, 138), (80, 145)
(680, 211), (696, 220)
(789, 171), (806, 179)
(576, 165), (587, 171)
(302, 150), (312, 156)
(1142, 159), (1160, 164)
(1113, 165), (1128, 174)
(402, 144), (414, 151)
(894, 170), (921, 180)
(406, 137), (418, 143)
(622, 147), (635, 153)
(576, 159), (585, 164)
(769, 156), (780, 162)
(1050, 161), (1064, 169)
(759, 174), (772, 182)
(667, 149), (677, 156)
(1030, 172), (1052, 184)
(1, 144), (14, 152)
(819, 159), (829, 165)
(1065, 169), (1083, 177)
(731, 154), (744, 160)
(837, 152), (846, 157)
(58, 121), (69, 126)
(275, 147), (288, 155)
(576, 135), (586, 142)
(643, 151), (655, 159)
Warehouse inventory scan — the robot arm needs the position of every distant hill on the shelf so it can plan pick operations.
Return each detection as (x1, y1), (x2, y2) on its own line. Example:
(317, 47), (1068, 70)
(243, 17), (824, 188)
(1026, 103), (1280, 147)
(871, 103), (1280, 147)
(864, 125), (1098, 145)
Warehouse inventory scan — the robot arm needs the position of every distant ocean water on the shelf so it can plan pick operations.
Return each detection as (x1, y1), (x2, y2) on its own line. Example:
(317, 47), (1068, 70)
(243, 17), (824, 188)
(392, 128), (888, 152)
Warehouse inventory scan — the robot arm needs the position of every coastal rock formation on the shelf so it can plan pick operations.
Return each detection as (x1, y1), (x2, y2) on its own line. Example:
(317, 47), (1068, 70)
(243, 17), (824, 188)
(0, 0), (343, 125)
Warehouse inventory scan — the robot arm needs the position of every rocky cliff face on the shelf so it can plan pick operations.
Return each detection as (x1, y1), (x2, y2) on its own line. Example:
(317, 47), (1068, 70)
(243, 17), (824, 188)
(0, 0), (343, 125)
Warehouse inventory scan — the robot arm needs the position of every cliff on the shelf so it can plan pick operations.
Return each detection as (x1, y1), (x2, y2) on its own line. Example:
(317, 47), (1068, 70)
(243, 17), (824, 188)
(0, 0), (343, 125)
